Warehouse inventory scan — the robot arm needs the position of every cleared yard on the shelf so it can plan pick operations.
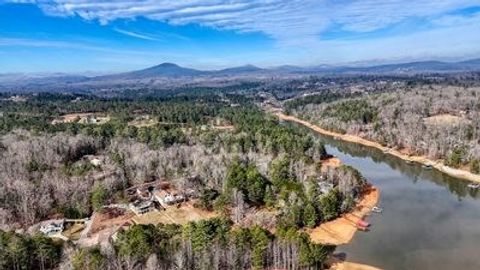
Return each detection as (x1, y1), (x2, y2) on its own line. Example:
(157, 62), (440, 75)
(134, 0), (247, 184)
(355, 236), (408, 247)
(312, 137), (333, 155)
(62, 223), (85, 241)
(90, 209), (134, 234)
(132, 203), (217, 225)
(128, 117), (158, 127)
(423, 114), (470, 126)
(52, 112), (110, 124)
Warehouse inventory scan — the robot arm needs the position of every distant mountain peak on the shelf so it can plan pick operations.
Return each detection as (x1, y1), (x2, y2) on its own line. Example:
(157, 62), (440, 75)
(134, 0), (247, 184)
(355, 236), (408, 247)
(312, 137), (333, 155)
(241, 64), (259, 68)
(217, 64), (264, 74)
(151, 62), (180, 68)
(237, 64), (261, 69)
(84, 57), (480, 82)
(124, 62), (204, 78)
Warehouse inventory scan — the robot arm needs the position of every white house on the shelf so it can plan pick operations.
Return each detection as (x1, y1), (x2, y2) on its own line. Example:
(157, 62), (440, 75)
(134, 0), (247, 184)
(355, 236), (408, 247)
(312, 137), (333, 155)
(154, 190), (185, 207)
(39, 220), (64, 236)
(129, 200), (155, 215)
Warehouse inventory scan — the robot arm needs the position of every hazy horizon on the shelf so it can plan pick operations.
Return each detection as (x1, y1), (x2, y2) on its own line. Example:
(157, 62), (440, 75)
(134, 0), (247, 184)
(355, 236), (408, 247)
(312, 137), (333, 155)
(2, 57), (480, 76)
(1, 1), (480, 73)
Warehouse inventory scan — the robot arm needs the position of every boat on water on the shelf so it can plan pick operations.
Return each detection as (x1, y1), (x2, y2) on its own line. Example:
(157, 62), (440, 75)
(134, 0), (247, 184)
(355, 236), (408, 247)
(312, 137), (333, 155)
(405, 160), (414, 165)
(356, 219), (370, 231)
(422, 164), (433, 169)
(372, 206), (383, 213)
(467, 183), (480, 189)
(357, 219), (370, 227)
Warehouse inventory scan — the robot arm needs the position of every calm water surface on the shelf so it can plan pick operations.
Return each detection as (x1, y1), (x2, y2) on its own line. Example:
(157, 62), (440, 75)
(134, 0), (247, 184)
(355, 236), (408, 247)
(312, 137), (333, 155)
(309, 131), (480, 270)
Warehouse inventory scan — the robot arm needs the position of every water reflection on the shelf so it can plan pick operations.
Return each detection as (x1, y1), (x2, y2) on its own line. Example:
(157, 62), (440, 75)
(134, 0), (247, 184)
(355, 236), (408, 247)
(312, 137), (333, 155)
(316, 134), (480, 200)
(288, 122), (480, 270)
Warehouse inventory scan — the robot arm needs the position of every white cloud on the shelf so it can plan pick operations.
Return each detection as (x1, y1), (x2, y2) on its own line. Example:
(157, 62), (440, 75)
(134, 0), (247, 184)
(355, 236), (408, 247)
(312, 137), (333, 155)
(295, 23), (480, 65)
(0, 37), (164, 55)
(431, 11), (480, 27)
(112, 28), (191, 42)
(330, 0), (478, 32)
(17, 0), (477, 39)
(113, 28), (162, 41)
(2, 0), (480, 64)
(0, 37), (89, 48)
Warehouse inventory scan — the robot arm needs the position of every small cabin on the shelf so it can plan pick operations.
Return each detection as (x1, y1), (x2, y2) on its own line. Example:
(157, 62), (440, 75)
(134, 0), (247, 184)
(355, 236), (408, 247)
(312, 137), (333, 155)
(39, 220), (65, 236)
(154, 190), (186, 207)
(129, 200), (155, 215)
(318, 182), (334, 194)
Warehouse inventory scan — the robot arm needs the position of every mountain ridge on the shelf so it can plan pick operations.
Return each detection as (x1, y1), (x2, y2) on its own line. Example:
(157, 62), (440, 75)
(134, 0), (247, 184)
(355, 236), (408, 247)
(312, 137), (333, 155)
(114, 58), (480, 78)
(1, 58), (480, 88)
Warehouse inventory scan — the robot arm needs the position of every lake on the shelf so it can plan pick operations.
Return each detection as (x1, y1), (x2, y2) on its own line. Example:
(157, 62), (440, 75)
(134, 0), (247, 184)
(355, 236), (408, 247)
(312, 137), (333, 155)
(310, 130), (480, 270)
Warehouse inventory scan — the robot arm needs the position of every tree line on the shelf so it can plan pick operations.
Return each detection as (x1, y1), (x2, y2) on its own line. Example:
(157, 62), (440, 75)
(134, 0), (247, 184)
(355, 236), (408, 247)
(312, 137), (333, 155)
(290, 85), (480, 173)
(0, 92), (367, 269)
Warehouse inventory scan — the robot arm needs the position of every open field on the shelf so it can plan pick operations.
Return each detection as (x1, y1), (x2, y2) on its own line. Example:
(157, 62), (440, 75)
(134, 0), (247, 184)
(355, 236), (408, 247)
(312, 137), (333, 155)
(90, 210), (134, 234)
(132, 203), (217, 225)
(61, 223), (85, 241)
(423, 113), (470, 126)
(52, 112), (110, 124)
(128, 117), (158, 127)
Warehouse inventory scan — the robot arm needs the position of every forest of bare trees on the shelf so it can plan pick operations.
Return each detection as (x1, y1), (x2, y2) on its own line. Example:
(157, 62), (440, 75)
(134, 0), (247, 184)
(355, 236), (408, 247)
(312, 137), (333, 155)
(0, 92), (369, 269)
(289, 85), (480, 172)
(58, 220), (332, 270)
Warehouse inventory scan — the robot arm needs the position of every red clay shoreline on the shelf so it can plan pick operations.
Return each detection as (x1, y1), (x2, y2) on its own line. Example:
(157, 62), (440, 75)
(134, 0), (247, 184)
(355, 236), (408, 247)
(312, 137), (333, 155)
(277, 112), (480, 184)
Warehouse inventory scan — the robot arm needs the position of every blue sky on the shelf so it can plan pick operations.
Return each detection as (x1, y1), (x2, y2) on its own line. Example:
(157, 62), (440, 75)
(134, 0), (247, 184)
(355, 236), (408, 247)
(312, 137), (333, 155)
(0, 0), (479, 73)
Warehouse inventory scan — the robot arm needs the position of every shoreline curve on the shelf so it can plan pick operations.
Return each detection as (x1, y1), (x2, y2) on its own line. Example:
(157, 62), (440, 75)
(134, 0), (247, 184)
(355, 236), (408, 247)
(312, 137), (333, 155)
(276, 112), (480, 184)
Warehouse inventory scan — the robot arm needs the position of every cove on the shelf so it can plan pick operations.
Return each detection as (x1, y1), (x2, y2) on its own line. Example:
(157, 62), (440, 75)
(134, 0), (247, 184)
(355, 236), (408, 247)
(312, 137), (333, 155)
(298, 123), (480, 270)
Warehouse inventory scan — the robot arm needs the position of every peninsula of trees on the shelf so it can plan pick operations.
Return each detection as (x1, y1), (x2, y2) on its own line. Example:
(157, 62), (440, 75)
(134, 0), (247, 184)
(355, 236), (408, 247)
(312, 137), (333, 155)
(0, 91), (367, 269)
(286, 85), (480, 175)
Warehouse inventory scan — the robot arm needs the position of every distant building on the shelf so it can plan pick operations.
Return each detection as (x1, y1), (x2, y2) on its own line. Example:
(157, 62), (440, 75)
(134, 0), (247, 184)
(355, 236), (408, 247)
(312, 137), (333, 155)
(90, 158), (103, 166)
(83, 155), (104, 166)
(135, 187), (153, 201)
(154, 190), (185, 207)
(129, 200), (155, 215)
(39, 220), (64, 236)
(9, 95), (27, 102)
(80, 115), (98, 124)
(318, 182), (334, 194)
(185, 188), (198, 199)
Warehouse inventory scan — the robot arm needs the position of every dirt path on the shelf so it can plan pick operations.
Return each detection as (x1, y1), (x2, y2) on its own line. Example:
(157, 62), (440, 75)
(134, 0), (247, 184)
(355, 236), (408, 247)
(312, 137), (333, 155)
(307, 187), (379, 245)
(277, 112), (480, 183)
